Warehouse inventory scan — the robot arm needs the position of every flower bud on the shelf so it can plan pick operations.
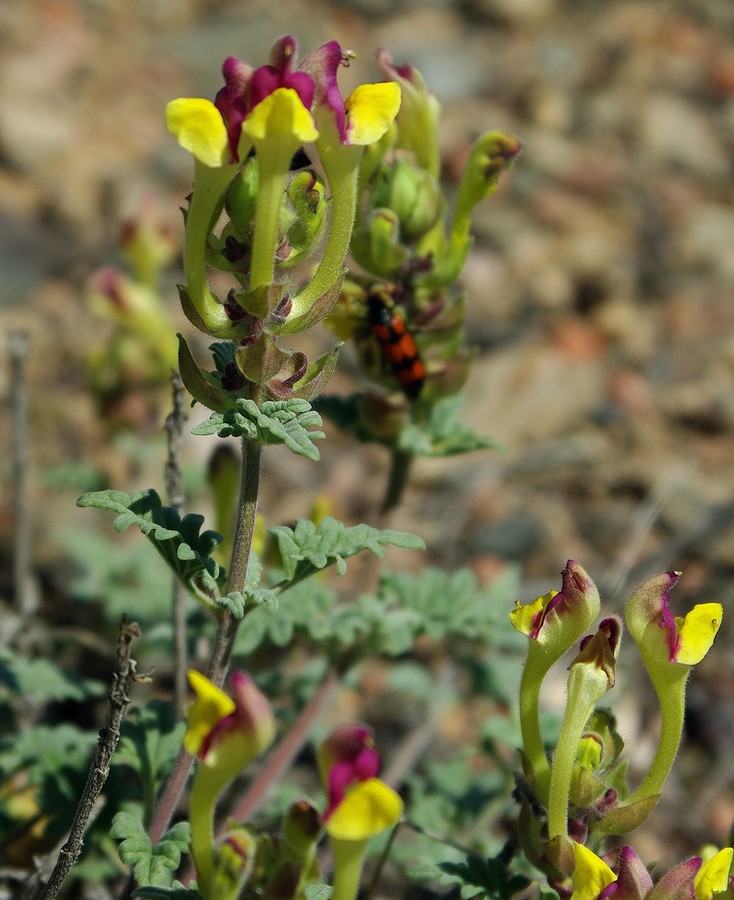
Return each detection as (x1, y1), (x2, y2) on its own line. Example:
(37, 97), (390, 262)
(370, 159), (442, 241)
(350, 207), (410, 279)
(279, 170), (328, 267)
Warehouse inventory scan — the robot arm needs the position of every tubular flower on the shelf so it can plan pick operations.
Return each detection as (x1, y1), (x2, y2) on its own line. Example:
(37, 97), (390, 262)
(166, 36), (317, 168)
(280, 41), (401, 328)
(300, 41), (401, 147)
(186, 670), (275, 900)
(512, 561), (601, 802)
(185, 669), (275, 785)
(623, 573), (723, 808)
(318, 725), (403, 900)
(625, 572), (722, 668)
(547, 618), (622, 845)
(375, 47), (441, 177)
(318, 724), (402, 840)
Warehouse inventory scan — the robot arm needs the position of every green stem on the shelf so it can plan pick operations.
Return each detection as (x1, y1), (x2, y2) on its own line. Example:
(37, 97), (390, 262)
(207, 435), (262, 686)
(249, 139), (294, 290)
(184, 160), (239, 332)
(330, 838), (368, 900)
(146, 436), (263, 853)
(624, 665), (688, 806)
(190, 770), (217, 899)
(288, 143), (361, 322)
(378, 448), (414, 526)
(518, 652), (552, 804)
(547, 662), (610, 840)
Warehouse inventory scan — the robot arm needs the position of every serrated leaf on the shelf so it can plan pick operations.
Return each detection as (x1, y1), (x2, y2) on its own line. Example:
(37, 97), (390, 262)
(399, 395), (499, 457)
(192, 398), (325, 460)
(438, 853), (532, 899)
(77, 489), (225, 610)
(270, 517), (424, 588)
(117, 701), (186, 794)
(0, 650), (105, 703)
(112, 813), (190, 887)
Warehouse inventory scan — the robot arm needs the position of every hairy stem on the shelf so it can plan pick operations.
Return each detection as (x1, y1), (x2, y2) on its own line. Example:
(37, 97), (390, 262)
(146, 435), (262, 853)
(165, 370), (189, 716)
(378, 448), (414, 527)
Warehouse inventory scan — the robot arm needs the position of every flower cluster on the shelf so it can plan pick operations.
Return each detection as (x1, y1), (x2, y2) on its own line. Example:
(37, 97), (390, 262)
(166, 36), (401, 406)
(184, 671), (400, 900)
(510, 565), (724, 895)
(322, 49), (522, 442)
(572, 842), (733, 899)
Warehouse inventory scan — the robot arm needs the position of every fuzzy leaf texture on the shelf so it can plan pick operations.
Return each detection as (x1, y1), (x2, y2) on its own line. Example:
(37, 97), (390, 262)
(0, 649), (105, 702)
(110, 813), (190, 887)
(304, 886), (333, 900)
(269, 516), (425, 588)
(191, 398), (325, 460)
(398, 396), (500, 457)
(76, 489), (225, 609)
(436, 853), (532, 899)
(315, 394), (497, 456)
(117, 701), (186, 791)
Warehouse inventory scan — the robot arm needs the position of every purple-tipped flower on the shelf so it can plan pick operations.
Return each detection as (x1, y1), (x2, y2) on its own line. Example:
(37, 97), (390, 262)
(510, 560), (601, 658)
(301, 41), (401, 147)
(625, 572), (722, 668)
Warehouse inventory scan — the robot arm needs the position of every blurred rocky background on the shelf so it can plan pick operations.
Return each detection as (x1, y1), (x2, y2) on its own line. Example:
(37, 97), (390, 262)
(1, 0), (734, 872)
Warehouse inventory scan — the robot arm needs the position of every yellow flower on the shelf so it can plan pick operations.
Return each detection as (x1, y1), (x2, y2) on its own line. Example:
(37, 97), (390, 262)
(184, 669), (236, 757)
(343, 82), (401, 145)
(570, 842), (617, 900)
(241, 87), (318, 144)
(674, 603), (723, 665)
(695, 847), (734, 899)
(324, 777), (403, 842)
(184, 669), (274, 775)
(166, 98), (235, 168)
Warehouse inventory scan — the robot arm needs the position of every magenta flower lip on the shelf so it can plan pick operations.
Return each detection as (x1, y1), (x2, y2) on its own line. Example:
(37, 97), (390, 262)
(214, 37), (317, 163)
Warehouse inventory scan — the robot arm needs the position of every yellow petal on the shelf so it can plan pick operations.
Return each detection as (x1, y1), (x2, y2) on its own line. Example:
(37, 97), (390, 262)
(509, 591), (557, 637)
(571, 842), (617, 900)
(695, 847), (733, 899)
(242, 87), (318, 143)
(183, 669), (236, 757)
(675, 603), (723, 665)
(165, 98), (231, 168)
(325, 778), (403, 842)
(345, 82), (402, 145)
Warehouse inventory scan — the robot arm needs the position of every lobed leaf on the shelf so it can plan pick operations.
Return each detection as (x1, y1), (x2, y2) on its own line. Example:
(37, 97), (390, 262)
(270, 517), (424, 588)
(192, 398), (325, 460)
(117, 701), (186, 791)
(77, 489), (225, 610)
(111, 813), (190, 888)
(398, 395), (499, 457)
